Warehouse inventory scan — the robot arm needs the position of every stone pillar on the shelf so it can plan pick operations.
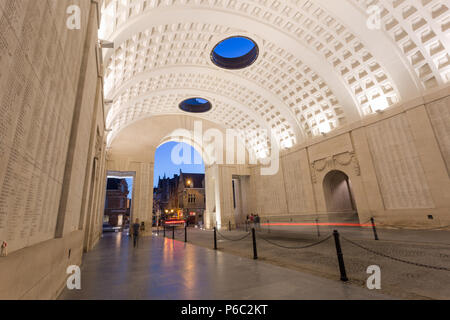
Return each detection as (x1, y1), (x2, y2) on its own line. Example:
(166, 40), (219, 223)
(106, 157), (154, 236)
(204, 164), (253, 230)
(54, 2), (102, 238)
(133, 162), (154, 235)
(204, 165), (217, 229)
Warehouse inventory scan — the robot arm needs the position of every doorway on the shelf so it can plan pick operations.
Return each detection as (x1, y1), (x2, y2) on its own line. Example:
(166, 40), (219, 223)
(104, 172), (135, 234)
(232, 175), (250, 226)
(323, 170), (357, 221)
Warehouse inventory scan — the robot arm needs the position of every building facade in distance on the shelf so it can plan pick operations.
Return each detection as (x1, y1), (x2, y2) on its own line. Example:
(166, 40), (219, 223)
(154, 171), (205, 225)
(104, 179), (130, 227)
(179, 172), (206, 225)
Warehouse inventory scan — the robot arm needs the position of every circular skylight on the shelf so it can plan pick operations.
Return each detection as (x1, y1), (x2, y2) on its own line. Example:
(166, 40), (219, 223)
(179, 98), (212, 113)
(211, 36), (259, 69)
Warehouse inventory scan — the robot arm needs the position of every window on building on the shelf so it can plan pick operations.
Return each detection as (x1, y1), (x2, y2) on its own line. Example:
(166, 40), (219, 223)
(188, 194), (196, 203)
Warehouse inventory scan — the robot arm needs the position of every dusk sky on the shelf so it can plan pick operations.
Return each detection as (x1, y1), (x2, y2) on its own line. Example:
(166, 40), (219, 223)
(154, 142), (205, 187)
(214, 37), (255, 58)
(123, 142), (204, 199)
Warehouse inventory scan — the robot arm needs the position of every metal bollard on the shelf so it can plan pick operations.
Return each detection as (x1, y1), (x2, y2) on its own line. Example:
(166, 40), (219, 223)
(267, 220), (270, 234)
(370, 217), (379, 241)
(163, 225), (166, 237)
(333, 230), (348, 282)
(185, 224), (187, 243)
(214, 227), (217, 250)
(252, 228), (258, 260)
(229, 221), (231, 231)
(316, 218), (320, 238)
(245, 221), (248, 232)
(172, 226), (175, 240)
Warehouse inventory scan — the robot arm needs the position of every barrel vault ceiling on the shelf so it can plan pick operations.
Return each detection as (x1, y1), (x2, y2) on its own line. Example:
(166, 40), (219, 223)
(100, 0), (450, 157)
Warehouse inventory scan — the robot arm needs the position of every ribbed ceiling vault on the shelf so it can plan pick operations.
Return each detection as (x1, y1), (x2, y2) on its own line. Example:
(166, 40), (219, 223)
(101, 0), (450, 156)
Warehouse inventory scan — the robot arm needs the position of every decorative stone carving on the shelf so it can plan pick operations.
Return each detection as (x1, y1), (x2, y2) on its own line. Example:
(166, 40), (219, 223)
(310, 151), (361, 183)
(333, 152), (353, 166)
(310, 158), (327, 184)
(333, 152), (361, 177)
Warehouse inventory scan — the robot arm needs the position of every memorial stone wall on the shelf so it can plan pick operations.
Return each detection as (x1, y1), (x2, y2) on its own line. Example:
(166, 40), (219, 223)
(0, 0), (102, 253)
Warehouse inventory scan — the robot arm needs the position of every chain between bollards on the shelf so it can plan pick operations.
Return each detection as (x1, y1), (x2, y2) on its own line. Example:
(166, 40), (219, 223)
(371, 217), (379, 240)
(213, 227), (217, 250)
(333, 230), (348, 282)
(252, 228), (258, 260)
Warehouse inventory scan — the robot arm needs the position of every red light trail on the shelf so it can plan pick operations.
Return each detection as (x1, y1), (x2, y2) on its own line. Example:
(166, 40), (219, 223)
(164, 221), (185, 225)
(261, 222), (373, 227)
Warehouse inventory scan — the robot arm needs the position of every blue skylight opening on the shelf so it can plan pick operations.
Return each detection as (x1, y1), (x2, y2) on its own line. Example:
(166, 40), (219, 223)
(179, 98), (212, 113)
(213, 37), (256, 58)
(211, 36), (259, 70)
(188, 98), (209, 105)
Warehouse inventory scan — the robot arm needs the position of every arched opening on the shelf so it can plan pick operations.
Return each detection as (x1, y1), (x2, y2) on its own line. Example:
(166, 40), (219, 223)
(153, 141), (206, 228)
(322, 170), (358, 221)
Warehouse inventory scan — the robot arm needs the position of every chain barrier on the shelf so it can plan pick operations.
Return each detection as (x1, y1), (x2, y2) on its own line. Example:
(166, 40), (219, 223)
(377, 224), (450, 231)
(257, 233), (333, 250)
(362, 217), (449, 231)
(341, 236), (450, 271)
(216, 230), (251, 242)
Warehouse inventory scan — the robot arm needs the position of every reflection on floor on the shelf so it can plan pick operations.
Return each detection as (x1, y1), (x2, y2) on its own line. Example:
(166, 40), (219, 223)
(59, 232), (392, 300)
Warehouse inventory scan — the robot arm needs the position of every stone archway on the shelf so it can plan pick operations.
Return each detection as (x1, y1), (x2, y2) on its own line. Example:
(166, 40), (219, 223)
(322, 170), (358, 222)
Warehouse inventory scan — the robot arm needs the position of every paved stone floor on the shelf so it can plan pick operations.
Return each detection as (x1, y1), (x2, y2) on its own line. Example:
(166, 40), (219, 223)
(155, 225), (450, 299)
(59, 233), (392, 300)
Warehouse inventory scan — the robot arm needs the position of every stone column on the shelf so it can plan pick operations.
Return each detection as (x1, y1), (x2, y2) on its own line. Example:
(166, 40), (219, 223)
(133, 162), (154, 235)
(106, 157), (154, 236)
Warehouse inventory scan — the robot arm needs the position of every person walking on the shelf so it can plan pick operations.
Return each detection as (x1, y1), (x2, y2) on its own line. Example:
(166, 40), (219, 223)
(255, 214), (261, 230)
(132, 218), (140, 248)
